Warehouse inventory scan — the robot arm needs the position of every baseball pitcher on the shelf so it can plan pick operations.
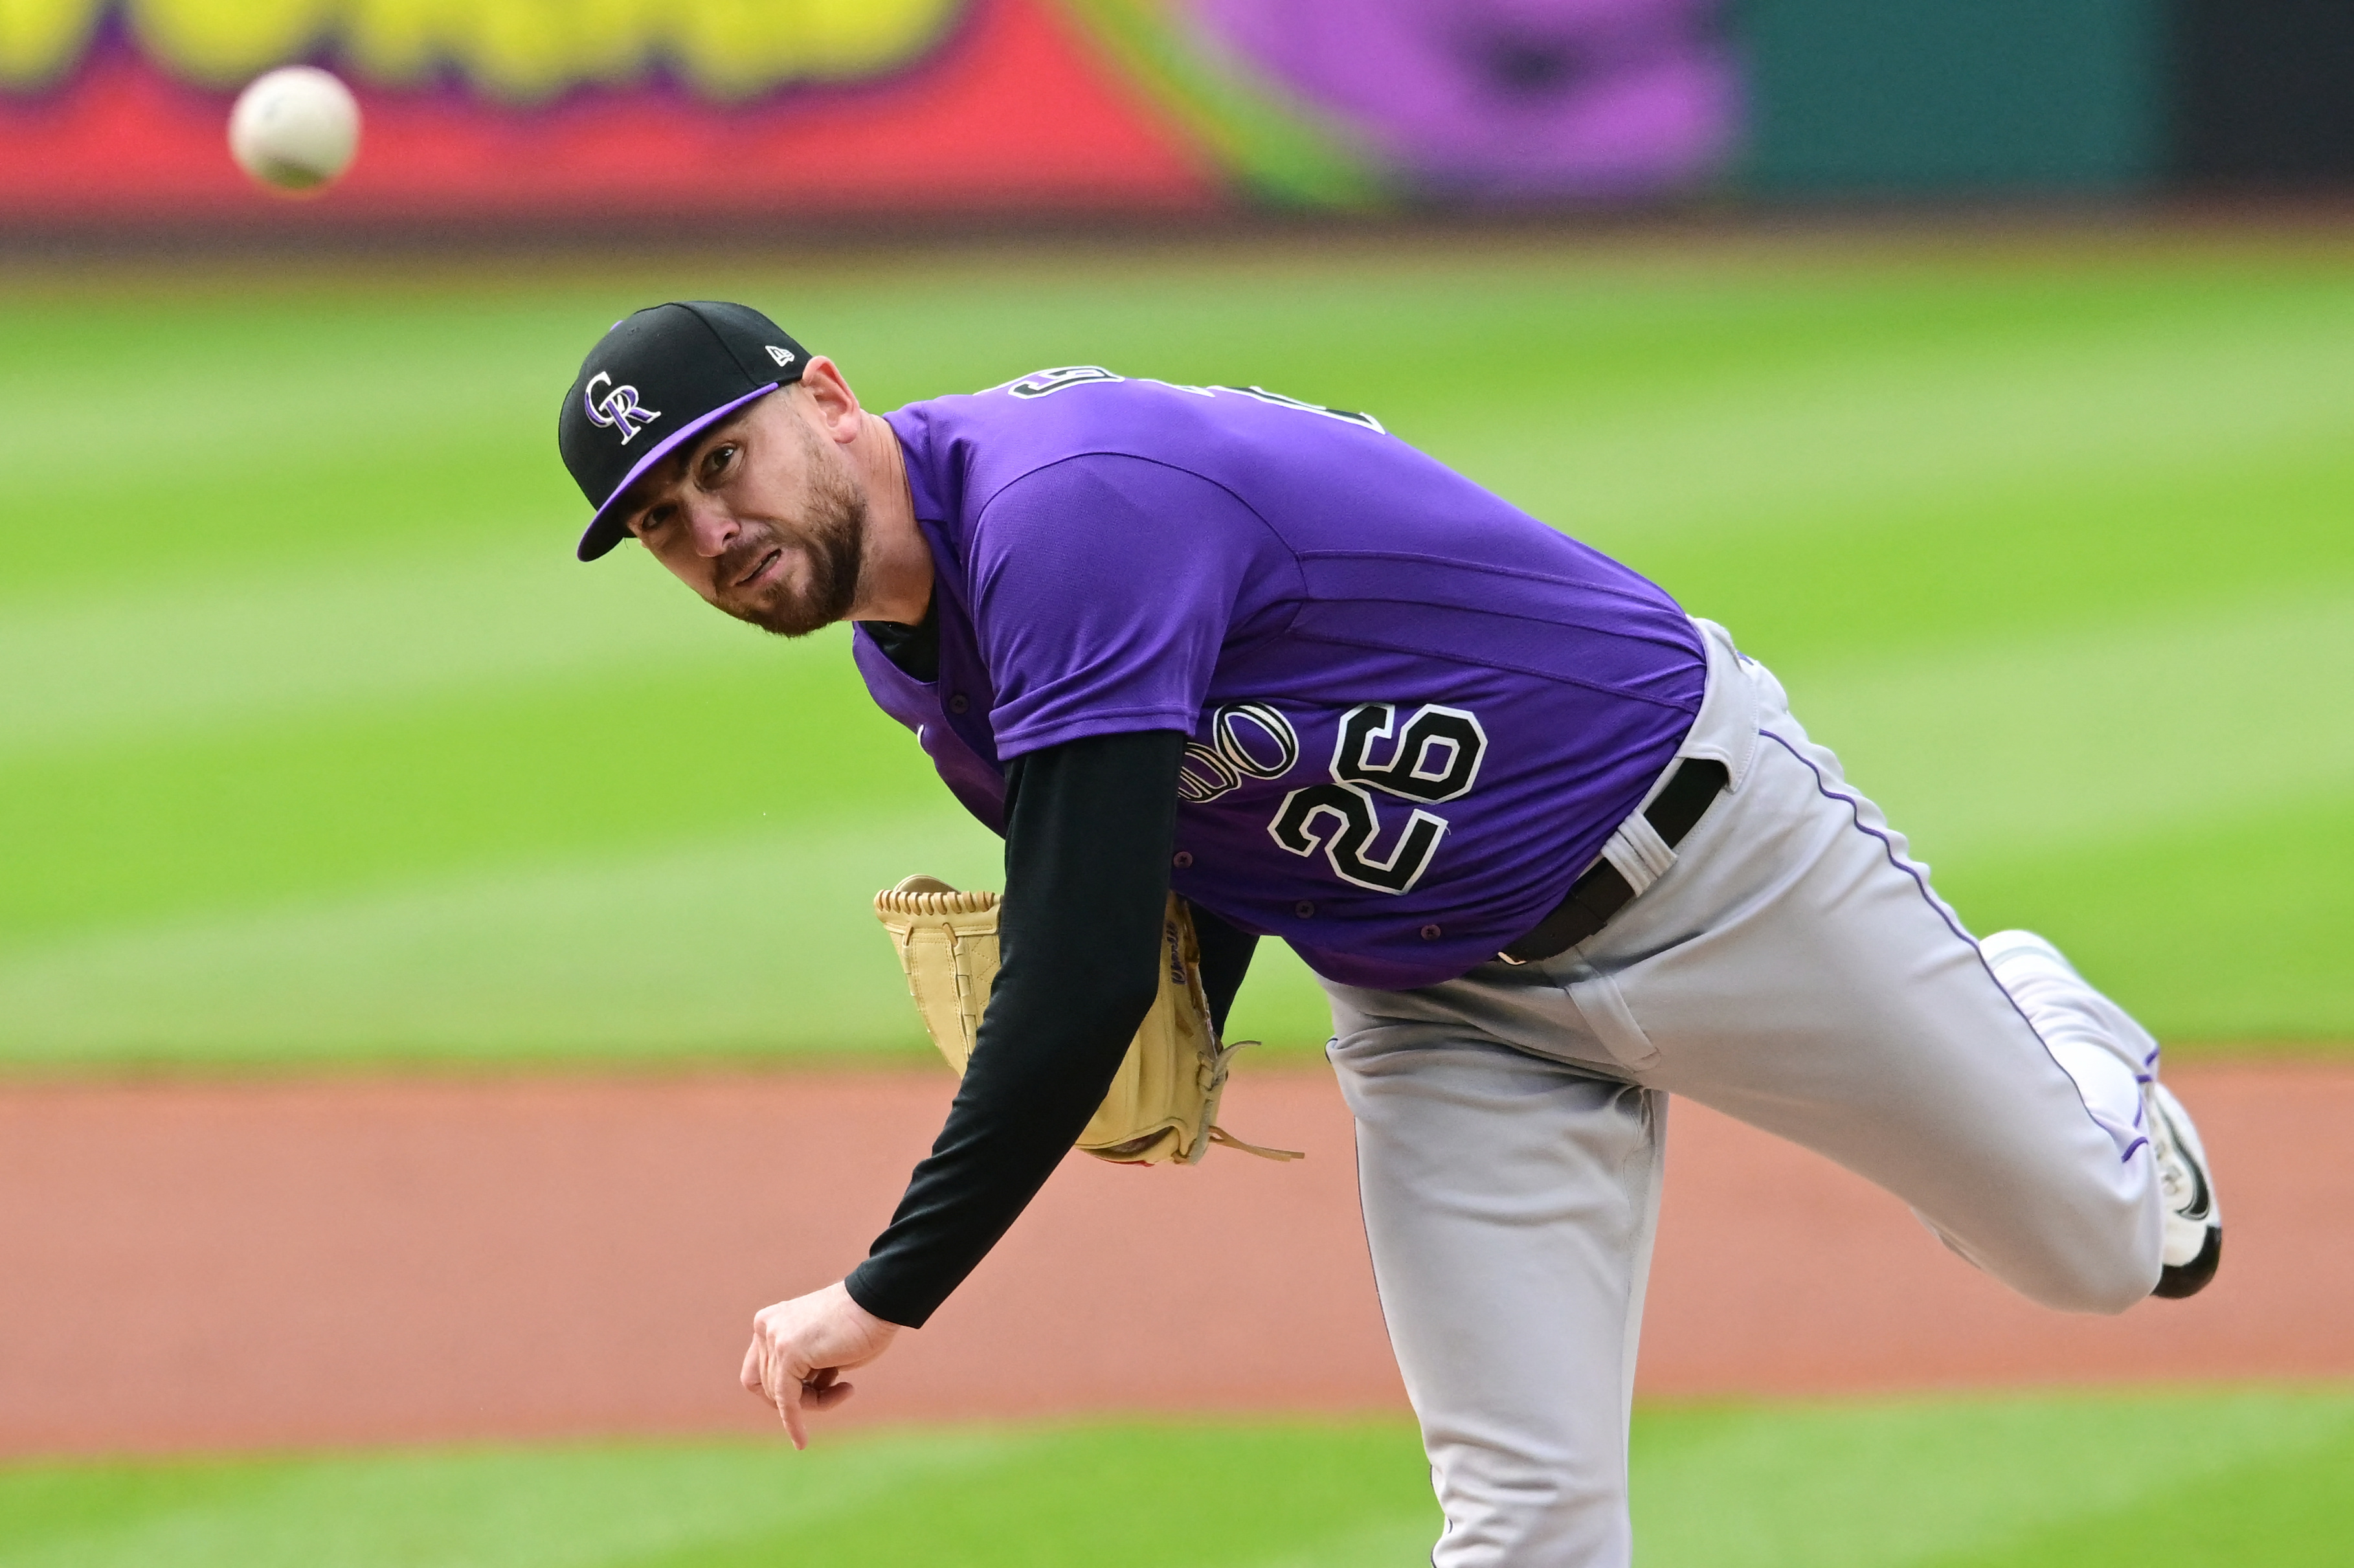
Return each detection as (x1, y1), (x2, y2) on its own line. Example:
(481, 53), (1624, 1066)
(555, 302), (2220, 1567)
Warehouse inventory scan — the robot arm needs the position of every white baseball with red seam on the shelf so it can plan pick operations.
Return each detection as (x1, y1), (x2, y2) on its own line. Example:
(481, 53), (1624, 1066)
(228, 67), (361, 195)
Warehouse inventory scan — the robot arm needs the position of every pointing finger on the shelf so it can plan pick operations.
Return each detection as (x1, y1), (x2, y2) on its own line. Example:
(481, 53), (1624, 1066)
(779, 1372), (808, 1450)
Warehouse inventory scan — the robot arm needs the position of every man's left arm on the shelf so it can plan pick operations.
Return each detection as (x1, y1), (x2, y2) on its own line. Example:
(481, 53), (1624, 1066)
(1191, 901), (1258, 1037)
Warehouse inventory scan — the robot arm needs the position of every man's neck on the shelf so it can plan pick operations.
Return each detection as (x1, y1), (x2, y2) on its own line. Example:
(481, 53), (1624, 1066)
(844, 409), (934, 627)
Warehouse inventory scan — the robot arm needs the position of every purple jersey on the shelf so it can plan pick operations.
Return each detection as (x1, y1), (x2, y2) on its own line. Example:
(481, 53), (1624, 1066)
(858, 368), (1705, 991)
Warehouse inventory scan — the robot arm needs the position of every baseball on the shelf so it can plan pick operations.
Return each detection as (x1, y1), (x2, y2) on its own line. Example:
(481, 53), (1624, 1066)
(228, 67), (361, 196)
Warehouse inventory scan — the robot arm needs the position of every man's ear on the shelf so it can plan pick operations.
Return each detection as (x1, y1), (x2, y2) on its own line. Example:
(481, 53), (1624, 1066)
(797, 357), (861, 443)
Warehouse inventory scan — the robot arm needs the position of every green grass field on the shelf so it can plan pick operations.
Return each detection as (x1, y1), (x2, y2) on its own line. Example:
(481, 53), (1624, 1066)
(5, 1388), (2351, 1566)
(6, 232), (2354, 1068)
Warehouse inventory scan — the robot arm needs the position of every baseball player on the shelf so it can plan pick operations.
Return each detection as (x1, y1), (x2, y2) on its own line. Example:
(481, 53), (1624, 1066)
(556, 302), (2221, 1567)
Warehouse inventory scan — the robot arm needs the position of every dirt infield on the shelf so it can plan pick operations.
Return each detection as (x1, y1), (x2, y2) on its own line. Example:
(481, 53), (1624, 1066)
(1, 1060), (2346, 1457)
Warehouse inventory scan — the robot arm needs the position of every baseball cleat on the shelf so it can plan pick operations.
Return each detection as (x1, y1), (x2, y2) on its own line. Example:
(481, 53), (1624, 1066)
(2146, 1080), (2221, 1299)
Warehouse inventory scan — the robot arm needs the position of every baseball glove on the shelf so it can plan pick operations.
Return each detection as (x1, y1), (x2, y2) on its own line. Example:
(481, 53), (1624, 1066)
(873, 875), (1301, 1166)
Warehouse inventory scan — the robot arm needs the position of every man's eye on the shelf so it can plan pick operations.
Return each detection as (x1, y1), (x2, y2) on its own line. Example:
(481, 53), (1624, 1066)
(704, 445), (735, 478)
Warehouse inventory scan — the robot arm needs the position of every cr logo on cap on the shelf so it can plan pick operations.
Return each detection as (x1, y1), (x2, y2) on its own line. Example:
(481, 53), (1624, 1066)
(583, 371), (661, 443)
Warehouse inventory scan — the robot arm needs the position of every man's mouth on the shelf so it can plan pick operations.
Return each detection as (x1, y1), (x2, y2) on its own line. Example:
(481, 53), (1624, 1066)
(734, 548), (783, 590)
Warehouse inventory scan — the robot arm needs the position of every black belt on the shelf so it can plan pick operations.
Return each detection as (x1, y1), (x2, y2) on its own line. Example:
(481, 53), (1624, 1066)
(1498, 757), (1729, 965)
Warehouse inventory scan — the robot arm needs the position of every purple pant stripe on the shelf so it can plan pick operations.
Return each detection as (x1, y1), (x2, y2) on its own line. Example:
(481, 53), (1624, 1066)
(1758, 729), (2143, 1165)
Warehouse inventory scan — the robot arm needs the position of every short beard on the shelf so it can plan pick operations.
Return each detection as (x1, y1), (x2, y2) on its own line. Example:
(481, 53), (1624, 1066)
(719, 425), (868, 638)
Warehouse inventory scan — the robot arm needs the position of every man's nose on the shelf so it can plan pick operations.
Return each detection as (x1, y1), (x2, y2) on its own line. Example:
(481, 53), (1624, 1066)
(682, 495), (738, 557)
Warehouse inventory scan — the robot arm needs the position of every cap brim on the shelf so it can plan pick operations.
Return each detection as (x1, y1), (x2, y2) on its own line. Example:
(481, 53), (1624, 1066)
(575, 383), (779, 561)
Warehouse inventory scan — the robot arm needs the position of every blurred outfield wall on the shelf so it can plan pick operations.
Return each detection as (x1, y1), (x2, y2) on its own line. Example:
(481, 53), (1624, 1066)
(0, 0), (2349, 225)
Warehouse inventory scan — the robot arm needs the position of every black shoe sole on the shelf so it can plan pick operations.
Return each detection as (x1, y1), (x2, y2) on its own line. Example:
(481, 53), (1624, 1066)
(2152, 1226), (2222, 1299)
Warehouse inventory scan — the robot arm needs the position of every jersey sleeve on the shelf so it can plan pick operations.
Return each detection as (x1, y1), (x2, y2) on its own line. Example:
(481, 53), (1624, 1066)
(969, 454), (1270, 759)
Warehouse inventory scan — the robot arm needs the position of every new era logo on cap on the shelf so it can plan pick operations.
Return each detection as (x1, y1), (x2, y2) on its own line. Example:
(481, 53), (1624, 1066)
(556, 301), (812, 562)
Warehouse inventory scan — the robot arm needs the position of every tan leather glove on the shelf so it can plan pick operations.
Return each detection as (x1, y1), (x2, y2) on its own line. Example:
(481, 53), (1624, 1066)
(873, 875), (1301, 1165)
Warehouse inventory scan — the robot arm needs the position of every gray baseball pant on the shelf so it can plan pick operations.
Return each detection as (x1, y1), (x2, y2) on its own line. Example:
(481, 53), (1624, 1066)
(1321, 620), (2164, 1567)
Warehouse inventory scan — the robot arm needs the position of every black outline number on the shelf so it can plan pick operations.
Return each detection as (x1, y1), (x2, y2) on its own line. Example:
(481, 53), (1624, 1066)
(1268, 785), (1450, 894)
(1266, 702), (1487, 895)
(1331, 703), (1485, 803)
(1214, 385), (1385, 432)
(1005, 366), (1124, 398)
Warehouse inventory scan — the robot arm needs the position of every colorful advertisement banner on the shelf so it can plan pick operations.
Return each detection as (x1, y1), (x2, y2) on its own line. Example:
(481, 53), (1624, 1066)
(0, 0), (1741, 221)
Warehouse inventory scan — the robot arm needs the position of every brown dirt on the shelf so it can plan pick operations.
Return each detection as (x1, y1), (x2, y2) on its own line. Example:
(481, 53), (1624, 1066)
(1, 1060), (2346, 1457)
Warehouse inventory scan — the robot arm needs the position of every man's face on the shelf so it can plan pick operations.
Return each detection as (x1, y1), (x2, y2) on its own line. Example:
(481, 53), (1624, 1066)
(615, 389), (868, 638)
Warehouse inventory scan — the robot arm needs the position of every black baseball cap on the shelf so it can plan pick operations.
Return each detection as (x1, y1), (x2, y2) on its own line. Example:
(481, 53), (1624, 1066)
(557, 300), (811, 561)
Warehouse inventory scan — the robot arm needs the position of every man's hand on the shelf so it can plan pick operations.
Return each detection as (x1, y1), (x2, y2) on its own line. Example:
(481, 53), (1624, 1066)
(739, 1281), (900, 1449)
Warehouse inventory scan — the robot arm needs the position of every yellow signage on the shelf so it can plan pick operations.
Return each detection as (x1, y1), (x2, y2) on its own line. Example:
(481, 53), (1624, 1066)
(1, 0), (965, 98)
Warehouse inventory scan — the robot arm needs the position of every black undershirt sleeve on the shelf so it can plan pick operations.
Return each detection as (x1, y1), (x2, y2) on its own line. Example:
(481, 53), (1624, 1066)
(1190, 901), (1258, 1039)
(844, 728), (1199, 1329)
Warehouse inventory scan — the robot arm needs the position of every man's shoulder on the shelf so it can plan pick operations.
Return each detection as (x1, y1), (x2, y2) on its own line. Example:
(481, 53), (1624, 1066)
(892, 368), (1404, 507)
(896, 368), (1216, 474)
(937, 374), (1548, 554)
(888, 373), (1250, 550)
(897, 374), (1679, 626)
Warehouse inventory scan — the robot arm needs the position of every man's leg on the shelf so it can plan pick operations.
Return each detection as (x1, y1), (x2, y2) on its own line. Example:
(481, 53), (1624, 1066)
(1979, 928), (2221, 1296)
(1326, 1015), (1664, 1568)
(1314, 644), (2205, 1565)
(1553, 710), (2172, 1314)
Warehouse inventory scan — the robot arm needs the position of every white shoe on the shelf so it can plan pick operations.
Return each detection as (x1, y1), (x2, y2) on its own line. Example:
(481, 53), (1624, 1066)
(2147, 1079), (2222, 1299)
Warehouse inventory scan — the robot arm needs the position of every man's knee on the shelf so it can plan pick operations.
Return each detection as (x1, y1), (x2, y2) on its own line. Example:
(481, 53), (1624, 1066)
(2006, 1198), (2161, 1316)
(1931, 1178), (2160, 1316)
(2026, 1248), (2158, 1315)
